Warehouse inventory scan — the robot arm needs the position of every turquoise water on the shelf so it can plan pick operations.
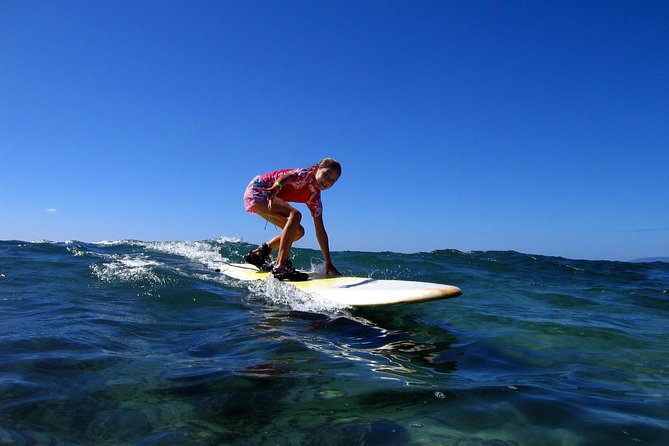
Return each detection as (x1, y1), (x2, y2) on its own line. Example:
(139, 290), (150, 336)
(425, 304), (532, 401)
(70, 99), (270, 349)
(1, 239), (667, 445)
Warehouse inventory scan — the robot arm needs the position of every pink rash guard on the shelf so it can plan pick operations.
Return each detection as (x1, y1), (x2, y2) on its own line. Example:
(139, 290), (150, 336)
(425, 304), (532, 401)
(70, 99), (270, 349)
(243, 168), (323, 217)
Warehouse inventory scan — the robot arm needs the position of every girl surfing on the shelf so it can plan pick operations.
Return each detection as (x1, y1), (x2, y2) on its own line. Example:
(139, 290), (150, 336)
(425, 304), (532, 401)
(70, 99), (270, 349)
(242, 158), (342, 281)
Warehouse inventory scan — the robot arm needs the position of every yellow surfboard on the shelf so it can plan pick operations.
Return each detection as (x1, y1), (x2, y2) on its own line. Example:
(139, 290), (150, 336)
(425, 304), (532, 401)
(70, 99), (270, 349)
(220, 263), (462, 307)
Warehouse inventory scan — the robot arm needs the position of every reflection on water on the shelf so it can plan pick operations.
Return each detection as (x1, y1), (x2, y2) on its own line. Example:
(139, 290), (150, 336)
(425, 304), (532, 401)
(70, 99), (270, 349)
(246, 309), (460, 386)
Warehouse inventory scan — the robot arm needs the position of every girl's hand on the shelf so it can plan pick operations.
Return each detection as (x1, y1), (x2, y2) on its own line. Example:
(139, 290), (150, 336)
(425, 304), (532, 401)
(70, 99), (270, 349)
(263, 186), (280, 210)
(326, 262), (342, 277)
(264, 176), (290, 210)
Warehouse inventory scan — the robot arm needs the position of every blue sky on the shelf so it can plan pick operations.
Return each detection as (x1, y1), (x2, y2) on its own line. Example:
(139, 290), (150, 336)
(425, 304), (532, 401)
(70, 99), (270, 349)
(2, 0), (668, 261)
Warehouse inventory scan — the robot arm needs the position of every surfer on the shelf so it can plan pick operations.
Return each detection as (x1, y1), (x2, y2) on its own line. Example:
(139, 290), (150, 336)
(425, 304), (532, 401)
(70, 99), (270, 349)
(242, 158), (342, 281)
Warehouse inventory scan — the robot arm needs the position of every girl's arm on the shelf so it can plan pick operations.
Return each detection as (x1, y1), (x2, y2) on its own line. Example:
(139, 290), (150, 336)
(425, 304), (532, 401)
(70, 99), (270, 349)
(265, 173), (295, 210)
(266, 173), (295, 194)
(313, 214), (341, 277)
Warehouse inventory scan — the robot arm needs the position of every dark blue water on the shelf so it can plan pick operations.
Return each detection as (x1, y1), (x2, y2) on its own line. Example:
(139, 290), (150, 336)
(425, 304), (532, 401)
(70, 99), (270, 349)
(1, 239), (668, 445)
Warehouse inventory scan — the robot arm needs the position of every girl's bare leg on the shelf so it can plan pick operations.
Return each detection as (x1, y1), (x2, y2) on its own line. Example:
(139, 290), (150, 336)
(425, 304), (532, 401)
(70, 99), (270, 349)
(249, 198), (305, 268)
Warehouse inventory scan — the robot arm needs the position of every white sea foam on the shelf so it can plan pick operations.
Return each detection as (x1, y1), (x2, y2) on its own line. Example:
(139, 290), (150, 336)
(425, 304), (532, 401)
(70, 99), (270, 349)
(67, 245), (90, 257)
(213, 235), (242, 244)
(95, 240), (143, 247)
(142, 239), (231, 271)
(90, 254), (166, 285)
(81, 237), (243, 287)
(90, 237), (347, 312)
(248, 276), (347, 314)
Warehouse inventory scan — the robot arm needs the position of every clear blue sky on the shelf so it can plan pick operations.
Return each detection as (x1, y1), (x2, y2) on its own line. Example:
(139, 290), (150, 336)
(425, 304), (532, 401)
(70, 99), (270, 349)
(2, 0), (668, 261)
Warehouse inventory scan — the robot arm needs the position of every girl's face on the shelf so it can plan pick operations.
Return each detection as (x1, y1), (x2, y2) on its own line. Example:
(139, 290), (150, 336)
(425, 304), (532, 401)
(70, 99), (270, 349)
(315, 166), (340, 190)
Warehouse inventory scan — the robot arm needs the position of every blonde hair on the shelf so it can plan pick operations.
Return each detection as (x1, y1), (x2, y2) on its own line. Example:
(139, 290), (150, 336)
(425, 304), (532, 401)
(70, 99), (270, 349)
(314, 158), (342, 176)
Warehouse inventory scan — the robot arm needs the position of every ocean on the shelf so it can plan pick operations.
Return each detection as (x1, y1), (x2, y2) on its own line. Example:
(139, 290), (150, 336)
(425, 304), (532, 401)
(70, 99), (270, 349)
(1, 239), (667, 445)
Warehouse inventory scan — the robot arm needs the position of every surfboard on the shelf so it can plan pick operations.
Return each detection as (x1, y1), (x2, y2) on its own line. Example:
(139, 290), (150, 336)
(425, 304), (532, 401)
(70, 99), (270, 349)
(219, 263), (462, 307)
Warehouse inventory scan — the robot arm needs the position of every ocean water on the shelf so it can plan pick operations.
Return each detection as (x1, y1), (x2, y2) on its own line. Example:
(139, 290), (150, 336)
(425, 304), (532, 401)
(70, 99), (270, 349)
(1, 239), (668, 446)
